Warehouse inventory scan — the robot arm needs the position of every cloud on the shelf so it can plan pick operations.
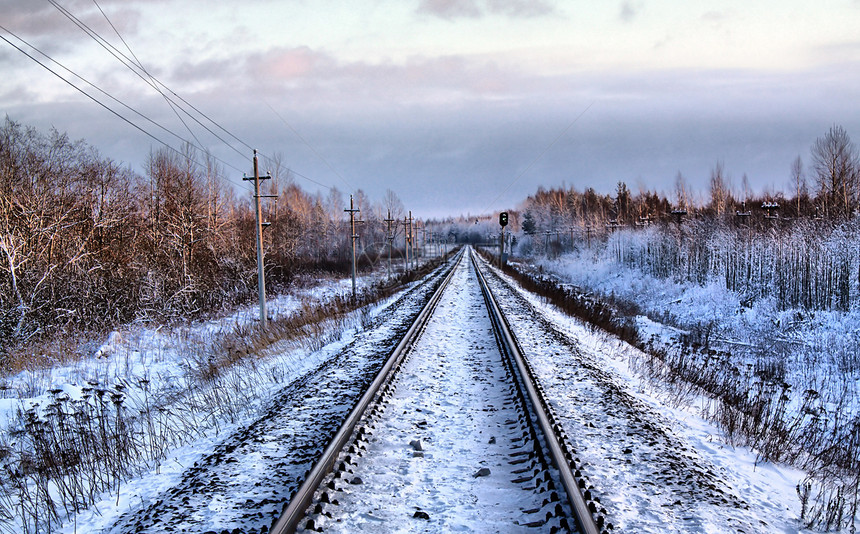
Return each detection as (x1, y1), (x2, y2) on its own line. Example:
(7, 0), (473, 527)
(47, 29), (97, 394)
(417, 0), (555, 20)
(810, 40), (860, 65)
(1, 0), (141, 38)
(485, 0), (556, 17)
(618, 1), (640, 23)
(700, 10), (730, 27)
(168, 45), (527, 113)
(417, 0), (482, 19)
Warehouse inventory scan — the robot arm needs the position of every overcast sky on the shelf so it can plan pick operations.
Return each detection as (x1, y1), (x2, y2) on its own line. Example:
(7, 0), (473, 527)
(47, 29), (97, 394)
(2, 0), (859, 217)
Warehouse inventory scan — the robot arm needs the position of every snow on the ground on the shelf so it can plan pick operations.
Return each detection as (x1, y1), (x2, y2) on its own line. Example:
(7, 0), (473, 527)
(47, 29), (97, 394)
(0, 267), (393, 533)
(0, 271), (376, 426)
(483, 255), (814, 533)
(2, 247), (845, 533)
(310, 255), (563, 533)
(530, 250), (860, 421)
(53, 260), (449, 534)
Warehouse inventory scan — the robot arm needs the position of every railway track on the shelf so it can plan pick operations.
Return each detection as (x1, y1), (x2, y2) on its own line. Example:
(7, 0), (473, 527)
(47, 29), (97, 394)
(274, 248), (602, 533)
(104, 255), (459, 534)
(97, 244), (766, 533)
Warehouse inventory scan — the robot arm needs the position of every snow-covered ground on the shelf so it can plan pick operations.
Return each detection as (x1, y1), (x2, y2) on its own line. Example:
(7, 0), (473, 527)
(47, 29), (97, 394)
(528, 247), (860, 415)
(2, 244), (852, 533)
(481, 253), (814, 533)
(0, 273), (363, 424)
(0, 269), (393, 534)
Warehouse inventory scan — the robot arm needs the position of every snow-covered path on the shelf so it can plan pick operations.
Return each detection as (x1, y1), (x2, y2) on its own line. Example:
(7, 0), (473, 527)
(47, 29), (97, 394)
(308, 256), (563, 533)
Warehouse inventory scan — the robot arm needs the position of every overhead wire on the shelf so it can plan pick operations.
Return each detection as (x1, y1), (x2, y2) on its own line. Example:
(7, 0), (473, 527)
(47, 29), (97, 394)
(48, 0), (247, 161)
(0, 27), (255, 191)
(264, 101), (355, 193)
(49, 0), (337, 193)
(0, 26), (231, 171)
(90, 0), (209, 152)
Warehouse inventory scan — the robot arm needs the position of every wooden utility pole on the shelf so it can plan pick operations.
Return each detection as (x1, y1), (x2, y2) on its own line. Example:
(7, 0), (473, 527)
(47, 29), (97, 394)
(383, 209), (395, 279)
(243, 150), (274, 327)
(402, 211), (414, 272)
(408, 211), (415, 271)
(345, 194), (362, 299)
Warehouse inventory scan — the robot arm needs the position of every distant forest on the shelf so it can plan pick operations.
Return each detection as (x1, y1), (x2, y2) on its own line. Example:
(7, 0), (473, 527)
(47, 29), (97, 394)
(513, 124), (860, 313)
(2, 117), (858, 355)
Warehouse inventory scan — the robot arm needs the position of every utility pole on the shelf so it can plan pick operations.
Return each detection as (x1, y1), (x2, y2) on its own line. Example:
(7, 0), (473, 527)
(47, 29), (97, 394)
(402, 211), (414, 272)
(243, 150), (274, 327)
(383, 209), (395, 279)
(408, 211), (415, 271)
(401, 216), (410, 273)
(345, 194), (362, 299)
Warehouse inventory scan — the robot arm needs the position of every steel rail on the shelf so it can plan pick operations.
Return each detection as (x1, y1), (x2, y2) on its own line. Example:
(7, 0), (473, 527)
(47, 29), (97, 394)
(470, 249), (601, 534)
(270, 248), (465, 534)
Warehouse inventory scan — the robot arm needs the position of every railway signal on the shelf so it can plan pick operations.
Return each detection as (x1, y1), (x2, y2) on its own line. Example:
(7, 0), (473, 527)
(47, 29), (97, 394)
(499, 211), (508, 267)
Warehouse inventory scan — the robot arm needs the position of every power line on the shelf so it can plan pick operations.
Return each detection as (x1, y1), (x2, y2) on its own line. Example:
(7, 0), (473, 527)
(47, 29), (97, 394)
(5, 5), (337, 196)
(1, 27), (217, 165)
(0, 26), (252, 192)
(58, 0), (332, 194)
(264, 101), (355, 193)
(90, 0), (207, 150)
(49, 0), (249, 162)
(482, 101), (594, 215)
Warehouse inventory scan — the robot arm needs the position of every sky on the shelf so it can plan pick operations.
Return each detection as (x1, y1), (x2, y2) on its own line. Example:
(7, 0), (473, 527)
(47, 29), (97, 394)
(1, 0), (859, 217)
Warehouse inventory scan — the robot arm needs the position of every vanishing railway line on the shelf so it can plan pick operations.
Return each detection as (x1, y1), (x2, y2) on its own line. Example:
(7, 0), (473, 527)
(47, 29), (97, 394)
(98, 245), (759, 534)
(103, 247), (605, 533)
(273, 249), (601, 533)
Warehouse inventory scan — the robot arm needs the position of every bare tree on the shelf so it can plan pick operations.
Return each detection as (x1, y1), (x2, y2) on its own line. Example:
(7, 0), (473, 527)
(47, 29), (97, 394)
(383, 189), (404, 240)
(811, 124), (859, 219)
(674, 171), (691, 210)
(708, 161), (729, 217)
(790, 155), (808, 216)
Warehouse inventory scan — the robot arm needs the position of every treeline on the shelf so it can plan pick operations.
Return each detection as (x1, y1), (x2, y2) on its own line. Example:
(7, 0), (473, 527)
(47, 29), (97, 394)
(0, 118), (409, 357)
(515, 124), (860, 312)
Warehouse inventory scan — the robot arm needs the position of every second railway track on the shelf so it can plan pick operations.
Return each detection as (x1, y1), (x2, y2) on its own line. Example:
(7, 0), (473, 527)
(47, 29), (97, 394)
(275, 248), (602, 533)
